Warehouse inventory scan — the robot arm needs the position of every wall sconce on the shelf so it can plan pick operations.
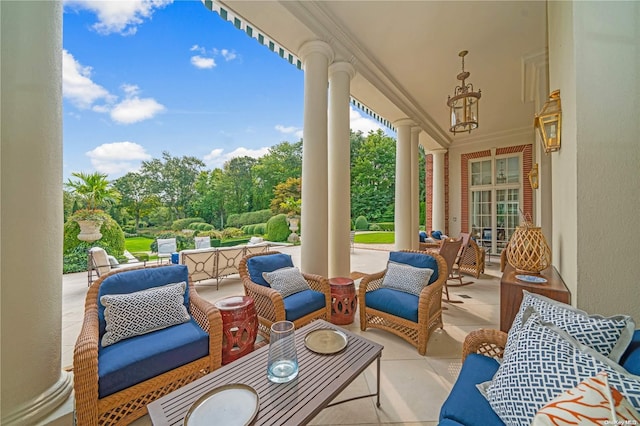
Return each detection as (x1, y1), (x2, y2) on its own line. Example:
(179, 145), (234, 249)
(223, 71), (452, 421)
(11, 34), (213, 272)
(528, 163), (539, 189)
(534, 89), (562, 153)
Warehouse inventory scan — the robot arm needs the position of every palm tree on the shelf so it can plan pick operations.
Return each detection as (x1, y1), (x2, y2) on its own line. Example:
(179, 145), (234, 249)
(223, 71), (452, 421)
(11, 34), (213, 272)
(65, 172), (120, 211)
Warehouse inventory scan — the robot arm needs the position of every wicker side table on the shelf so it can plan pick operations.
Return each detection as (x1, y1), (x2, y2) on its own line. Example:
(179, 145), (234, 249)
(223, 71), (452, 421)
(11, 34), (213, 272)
(214, 296), (258, 364)
(329, 277), (357, 325)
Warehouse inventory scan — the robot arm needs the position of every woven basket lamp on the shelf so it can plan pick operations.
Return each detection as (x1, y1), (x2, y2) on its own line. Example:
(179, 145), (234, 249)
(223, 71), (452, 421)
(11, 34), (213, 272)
(506, 221), (551, 274)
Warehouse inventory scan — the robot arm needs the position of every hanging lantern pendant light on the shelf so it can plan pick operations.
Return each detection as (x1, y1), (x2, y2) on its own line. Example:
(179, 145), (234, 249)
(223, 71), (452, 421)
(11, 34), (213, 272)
(447, 50), (482, 134)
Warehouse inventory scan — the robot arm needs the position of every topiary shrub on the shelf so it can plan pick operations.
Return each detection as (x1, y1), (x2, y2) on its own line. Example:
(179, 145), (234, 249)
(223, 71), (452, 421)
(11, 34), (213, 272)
(197, 230), (224, 240)
(149, 232), (191, 252)
(265, 214), (290, 242)
(354, 215), (369, 231)
(254, 223), (266, 235)
(64, 214), (125, 257)
(172, 217), (205, 231)
(221, 227), (244, 239)
(368, 223), (382, 231)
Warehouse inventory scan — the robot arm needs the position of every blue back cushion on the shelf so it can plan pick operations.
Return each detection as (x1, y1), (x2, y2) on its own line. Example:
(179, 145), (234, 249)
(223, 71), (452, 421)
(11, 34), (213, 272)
(389, 251), (439, 284)
(98, 318), (208, 398)
(366, 288), (419, 322)
(432, 230), (443, 240)
(97, 265), (189, 337)
(246, 253), (294, 286)
(419, 231), (428, 243)
(620, 329), (640, 375)
(439, 353), (504, 426)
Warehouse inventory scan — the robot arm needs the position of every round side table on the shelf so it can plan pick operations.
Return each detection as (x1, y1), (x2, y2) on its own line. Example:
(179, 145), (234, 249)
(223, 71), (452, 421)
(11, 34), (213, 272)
(214, 296), (258, 365)
(329, 277), (357, 325)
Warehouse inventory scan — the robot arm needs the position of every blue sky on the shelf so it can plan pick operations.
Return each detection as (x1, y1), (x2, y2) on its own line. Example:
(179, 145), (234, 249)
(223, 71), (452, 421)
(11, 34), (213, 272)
(62, 0), (385, 181)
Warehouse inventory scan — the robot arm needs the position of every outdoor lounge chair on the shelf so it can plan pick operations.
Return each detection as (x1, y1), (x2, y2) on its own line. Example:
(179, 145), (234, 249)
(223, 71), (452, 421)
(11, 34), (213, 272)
(73, 264), (222, 425)
(458, 237), (486, 278)
(238, 251), (331, 340)
(358, 250), (447, 355)
(194, 236), (211, 249)
(87, 246), (112, 286)
(156, 237), (177, 263)
(436, 238), (464, 303)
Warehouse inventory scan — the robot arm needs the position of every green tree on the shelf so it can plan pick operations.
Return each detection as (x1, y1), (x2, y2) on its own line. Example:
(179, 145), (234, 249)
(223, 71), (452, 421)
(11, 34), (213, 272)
(112, 172), (159, 229)
(350, 129), (396, 222)
(192, 169), (228, 228)
(252, 141), (302, 209)
(65, 171), (120, 211)
(140, 151), (205, 221)
(270, 177), (301, 215)
(222, 156), (257, 214)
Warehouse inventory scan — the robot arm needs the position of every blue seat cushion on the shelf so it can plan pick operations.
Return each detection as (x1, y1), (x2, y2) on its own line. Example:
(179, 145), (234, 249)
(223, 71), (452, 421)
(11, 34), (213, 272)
(365, 288), (419, 323)
(98, 318), (208, 398)
(283, 289), (326, 321)
(432, 230), (443, 240)
(246, 253), (294, 287)
(620, 329), (640, 375)
(98, 265), (190, 337)
(389, 251), (439, 284)
(439, 354), (505, 426)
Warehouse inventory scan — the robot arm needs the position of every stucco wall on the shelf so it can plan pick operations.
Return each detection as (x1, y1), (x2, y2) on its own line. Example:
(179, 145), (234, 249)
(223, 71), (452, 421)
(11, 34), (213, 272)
(548, 1), (640, 321)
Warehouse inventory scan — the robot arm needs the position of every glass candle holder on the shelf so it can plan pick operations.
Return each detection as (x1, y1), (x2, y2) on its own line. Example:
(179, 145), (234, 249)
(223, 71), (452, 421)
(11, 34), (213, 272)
(266, 320), (298, 383)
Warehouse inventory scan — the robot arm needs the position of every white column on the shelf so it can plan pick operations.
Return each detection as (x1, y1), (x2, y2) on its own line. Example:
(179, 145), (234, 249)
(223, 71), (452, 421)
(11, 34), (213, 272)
(394, 119), (415, 250)
(299, 41), (333, 276)
(1, 2), (73, 424)
(328, 62), (355, 278)
(431, 149), (447, 233)
(410, 128), (420, 249)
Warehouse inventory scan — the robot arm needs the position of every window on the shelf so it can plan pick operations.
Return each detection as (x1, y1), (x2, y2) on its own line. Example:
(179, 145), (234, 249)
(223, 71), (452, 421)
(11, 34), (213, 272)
(470, 154), (521, 253)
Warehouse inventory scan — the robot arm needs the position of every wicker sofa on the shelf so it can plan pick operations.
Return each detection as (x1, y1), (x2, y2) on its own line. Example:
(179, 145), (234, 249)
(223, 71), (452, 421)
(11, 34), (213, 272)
(439, 296), (640, 425)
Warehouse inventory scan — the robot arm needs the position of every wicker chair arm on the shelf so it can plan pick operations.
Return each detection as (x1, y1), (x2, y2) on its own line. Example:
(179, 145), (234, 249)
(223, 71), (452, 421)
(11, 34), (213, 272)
(188, 282), (223, 370)
(302, 272), (329, 294)
(417, 253), (447, 324)
(73, 303), (101, 426)
(243, 278), (284, 323)
(461, 328), (508, 362)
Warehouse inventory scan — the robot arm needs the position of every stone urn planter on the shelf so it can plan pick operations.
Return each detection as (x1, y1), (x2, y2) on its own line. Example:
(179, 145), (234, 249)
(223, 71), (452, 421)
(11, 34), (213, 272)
(76, 219), (103, 242)
(287, 216), (300, 243)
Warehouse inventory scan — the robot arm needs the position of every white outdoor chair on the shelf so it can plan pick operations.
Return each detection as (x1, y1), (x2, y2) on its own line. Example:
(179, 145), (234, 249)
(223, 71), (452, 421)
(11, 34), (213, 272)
(194, 236), (211, 249)
(157, 238), (177, 263)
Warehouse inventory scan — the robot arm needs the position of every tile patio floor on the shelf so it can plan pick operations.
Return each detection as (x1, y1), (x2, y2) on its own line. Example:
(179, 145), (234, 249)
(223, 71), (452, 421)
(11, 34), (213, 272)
(62, 244), (502, 425)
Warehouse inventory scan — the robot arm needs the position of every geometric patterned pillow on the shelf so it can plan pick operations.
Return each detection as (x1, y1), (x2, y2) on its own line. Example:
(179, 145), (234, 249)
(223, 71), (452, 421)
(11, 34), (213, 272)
(262, 267), (310, 298)
(531, 372), (640, 425)
(100, 281), (190, 347)
(485, 313), (640, 426)
(506, 291), (635, 361)
(381, 261), (434, 297)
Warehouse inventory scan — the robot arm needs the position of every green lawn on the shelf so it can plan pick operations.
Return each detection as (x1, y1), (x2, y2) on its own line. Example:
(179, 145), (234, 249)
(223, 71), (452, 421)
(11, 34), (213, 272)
(353, 231), (394, 244)
(125, 236), (154, 253)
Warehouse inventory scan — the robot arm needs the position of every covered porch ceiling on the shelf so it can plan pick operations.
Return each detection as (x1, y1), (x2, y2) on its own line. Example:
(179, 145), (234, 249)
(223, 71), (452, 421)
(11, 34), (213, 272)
(212, 1), (548, 151)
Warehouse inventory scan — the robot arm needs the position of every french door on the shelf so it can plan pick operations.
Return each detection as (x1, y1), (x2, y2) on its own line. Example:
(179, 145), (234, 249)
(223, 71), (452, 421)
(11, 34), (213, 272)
(469, 155), (521, 254)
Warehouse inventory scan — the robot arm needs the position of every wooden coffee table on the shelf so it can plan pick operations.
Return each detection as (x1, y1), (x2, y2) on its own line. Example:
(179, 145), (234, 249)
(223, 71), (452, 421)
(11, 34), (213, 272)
(147, 320), (383, 425)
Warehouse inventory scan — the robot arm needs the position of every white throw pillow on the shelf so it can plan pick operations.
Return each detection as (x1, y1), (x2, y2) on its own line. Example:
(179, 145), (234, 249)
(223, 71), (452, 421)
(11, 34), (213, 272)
(262, 267), (310, 298)
(381, 261), (434, 296)
(482, 312), (640, 426)
(531, 372), (640, 425)
(506, 291), (635, 361)
(100, 281), (190, 347)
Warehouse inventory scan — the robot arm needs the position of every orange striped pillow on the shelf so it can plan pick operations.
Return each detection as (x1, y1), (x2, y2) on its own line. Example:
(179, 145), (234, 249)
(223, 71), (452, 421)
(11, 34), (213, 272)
(532, 372), (640, 425)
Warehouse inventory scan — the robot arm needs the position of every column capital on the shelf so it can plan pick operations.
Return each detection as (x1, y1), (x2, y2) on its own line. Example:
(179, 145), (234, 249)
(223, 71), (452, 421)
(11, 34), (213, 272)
(393, 118), (415, 128)
(298, 40), (334, 64)
(429, 148), (448, 155)
(411, 127), (421, 136)
(329, 61), (355, 80)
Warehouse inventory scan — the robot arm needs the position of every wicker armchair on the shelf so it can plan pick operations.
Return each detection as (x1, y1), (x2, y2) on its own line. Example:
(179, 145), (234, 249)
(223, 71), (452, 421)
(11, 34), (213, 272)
(74, 264), (223, 425)
(458, 237), (486, 278)
(238, 251), (332, 339)
(462, 328), (508, 362)
(358, 250), (448, 355)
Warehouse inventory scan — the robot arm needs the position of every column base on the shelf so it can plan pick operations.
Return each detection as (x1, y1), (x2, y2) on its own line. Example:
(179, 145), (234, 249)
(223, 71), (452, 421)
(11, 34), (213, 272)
(1, 371), (74, 426)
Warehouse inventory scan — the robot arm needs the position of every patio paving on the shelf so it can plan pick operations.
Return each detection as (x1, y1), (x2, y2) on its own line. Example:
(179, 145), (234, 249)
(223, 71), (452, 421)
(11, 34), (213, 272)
(62, 244), (501, 425)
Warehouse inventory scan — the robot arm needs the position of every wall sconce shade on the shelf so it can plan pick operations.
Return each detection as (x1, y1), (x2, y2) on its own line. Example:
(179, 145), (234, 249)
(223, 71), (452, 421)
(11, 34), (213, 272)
(528, 163), (539, 189)
(535, 90), (562, 153)
(447, 50), (481, 134)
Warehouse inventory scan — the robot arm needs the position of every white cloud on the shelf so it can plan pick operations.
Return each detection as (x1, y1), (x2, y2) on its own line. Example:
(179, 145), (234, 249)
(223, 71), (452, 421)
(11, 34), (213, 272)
(110, 96), (165, 124)
(203, 147), (270, 168)
(62, 50), (114, 109)
(349, 106), (384, 134)
(191, 55), (216, 69)
(220, 49), (237, 61)
(86, 141), (152, 175)
(275, 124), (303, 139)
(121, 84), (141, 97)
(64, 0), (173, 36)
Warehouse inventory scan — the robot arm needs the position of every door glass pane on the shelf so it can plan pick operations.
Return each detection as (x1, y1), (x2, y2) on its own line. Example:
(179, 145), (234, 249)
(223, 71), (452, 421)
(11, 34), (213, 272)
(471, 190), (491, 247)
(507, 157), (520, 184)
(496, 188), (520, 252)
(471, 159), (491, 186)
(495, 158), (507, 184)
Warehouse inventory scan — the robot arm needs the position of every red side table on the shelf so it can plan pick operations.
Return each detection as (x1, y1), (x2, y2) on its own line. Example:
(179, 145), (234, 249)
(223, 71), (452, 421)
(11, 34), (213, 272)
(214, 296), (258, 365)
(329, 277), (357, 325)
